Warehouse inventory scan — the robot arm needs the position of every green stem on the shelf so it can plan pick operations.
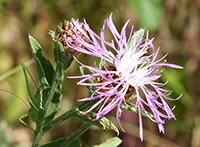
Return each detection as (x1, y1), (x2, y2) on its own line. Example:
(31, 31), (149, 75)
(31, 131), (43, 147)
(61, 122), (91, 147)
(45, 65), (63, 110)
(32, 53), (71, 147)
(32, 64), (63, 147)
(43, 100), (96, 133)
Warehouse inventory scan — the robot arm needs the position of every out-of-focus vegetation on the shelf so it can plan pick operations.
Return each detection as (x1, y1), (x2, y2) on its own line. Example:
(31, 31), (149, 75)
(0, 0), (199, 146)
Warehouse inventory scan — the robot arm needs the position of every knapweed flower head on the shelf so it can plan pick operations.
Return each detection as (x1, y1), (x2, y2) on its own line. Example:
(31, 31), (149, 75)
(54, 19), (88, 55)
(65, 14), (183, 141)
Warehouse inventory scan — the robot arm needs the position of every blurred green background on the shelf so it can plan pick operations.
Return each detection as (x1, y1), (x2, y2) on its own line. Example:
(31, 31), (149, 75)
(0, 0), (198, 147)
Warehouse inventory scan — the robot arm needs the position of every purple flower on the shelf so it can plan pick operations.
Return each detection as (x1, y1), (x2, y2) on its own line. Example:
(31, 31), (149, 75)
(66, 14), (183, 141)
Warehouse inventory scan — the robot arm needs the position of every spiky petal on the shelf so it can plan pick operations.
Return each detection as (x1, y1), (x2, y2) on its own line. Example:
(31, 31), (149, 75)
(66, 13), (183, 141)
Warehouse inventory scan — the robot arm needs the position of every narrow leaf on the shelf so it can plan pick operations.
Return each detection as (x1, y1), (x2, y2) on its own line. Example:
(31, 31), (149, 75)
(29, 34), (42, 54)
(28, 100), (39, 122)
(44, 73), (64, 123)
(34, 57), (49, 89)
(19, 113), (35, 132)
(29, 34), (54, 86)
(44, 91), (62, 123)
(21, 64), (38, 109)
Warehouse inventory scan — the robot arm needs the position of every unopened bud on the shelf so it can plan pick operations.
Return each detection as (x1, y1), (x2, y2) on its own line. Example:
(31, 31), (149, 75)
(55, 19), (88, 55)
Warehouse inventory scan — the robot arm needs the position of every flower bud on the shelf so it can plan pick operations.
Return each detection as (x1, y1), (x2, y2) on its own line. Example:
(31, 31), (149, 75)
(55, 19), (88, 55)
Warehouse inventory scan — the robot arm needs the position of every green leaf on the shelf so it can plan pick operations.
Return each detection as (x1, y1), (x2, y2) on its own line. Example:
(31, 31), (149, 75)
(21, 64), (38, 110)
(44, 73), (64, 123)
(28, 100), (38, 122)
(40, 138), (80, 147)
(19, 113), (35, 132)
(28, 34), (54, 86)
(53, 41), (65, 63)
(44, 92), (61, 123)
(29, 34), (42, 54)
(20, 64), (39, 122)
(63, 54), (73, 70)
(34, 57), (50, 89)
(129, 0), (163, 30)
(28, 35), (61, 123)
(94, 137), (122, 147)
(53, 41), (73, 70)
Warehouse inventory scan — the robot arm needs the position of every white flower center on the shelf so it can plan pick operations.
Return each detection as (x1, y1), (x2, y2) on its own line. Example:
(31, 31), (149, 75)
(115, 44), (158, 87)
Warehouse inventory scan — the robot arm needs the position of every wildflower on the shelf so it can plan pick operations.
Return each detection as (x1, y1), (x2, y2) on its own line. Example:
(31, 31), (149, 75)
(66, 14), (183, 141)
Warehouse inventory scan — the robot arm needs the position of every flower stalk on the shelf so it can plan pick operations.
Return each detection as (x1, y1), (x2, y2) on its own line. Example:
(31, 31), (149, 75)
(31, 57), (67, 147)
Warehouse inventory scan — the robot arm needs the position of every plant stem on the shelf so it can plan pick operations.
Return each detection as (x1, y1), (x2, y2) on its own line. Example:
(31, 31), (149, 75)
(31, 131), (43, 147)
(31, 53), (74, 147)
(31, 65), (63, 147)
(60, 122), (91, 147)
(43, 100), (96, 133)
